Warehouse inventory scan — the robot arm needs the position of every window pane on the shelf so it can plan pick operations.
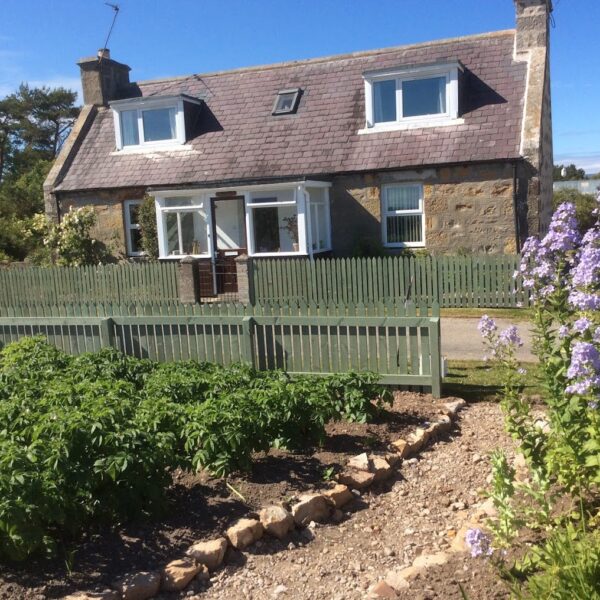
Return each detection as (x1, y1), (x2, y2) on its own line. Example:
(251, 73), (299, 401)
(120, 110), (139, 146)
(253, 204), (298, 253)
(373, 79), (396, 123)
(275, 93), (295, 112)
(385, 185), (421, 211)
(129, 228), (142, 254)
(180, 212), (195, 254)
(373, 80), (396, 123)
(128, 202), (141, 226)
(164, 197), (194, 207)
(402, 76), (446, 117)
(215, 199), (246, 250)
(166, 213), (179, 255)
(387, 215), (423, 243)
(142, 107), (177, 142)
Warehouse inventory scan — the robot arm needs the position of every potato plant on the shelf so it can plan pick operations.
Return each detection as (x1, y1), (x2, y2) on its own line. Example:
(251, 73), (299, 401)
(0, 337), (389, 560)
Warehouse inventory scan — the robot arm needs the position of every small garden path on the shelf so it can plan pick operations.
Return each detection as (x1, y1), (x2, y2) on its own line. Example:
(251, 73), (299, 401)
(191, 401), (516, 600)
(441, 318), (536, 362)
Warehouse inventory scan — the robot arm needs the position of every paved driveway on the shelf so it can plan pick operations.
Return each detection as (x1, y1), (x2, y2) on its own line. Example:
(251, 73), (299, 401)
(440, 318), (536, 362)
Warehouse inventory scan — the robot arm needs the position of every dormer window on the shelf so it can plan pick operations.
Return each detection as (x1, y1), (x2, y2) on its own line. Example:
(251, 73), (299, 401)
(272, 88), (301, 115)
(362, 61), (463, 133)
(111, 95), (201, 150)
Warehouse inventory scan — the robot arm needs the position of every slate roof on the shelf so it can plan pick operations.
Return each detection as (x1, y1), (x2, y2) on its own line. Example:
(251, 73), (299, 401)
(55, 30), (527, 192)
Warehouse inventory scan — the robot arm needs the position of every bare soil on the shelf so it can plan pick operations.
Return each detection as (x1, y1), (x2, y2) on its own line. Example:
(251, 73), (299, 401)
(0, 391), (448, 600)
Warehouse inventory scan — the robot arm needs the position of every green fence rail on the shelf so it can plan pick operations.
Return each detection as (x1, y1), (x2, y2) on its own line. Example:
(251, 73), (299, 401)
(0, 262), (180, 305)
(252, 255), (529, 308)
(0, 301), (441, 396)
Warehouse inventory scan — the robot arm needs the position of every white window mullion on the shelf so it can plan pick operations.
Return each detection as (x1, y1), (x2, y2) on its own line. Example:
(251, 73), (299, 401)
(296, 185), (308, 255)
(176, 212), (184, 255)
(397, 78), (403, 120)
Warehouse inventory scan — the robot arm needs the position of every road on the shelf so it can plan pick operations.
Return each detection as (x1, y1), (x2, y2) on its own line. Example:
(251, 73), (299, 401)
(441, 318), (536, 362)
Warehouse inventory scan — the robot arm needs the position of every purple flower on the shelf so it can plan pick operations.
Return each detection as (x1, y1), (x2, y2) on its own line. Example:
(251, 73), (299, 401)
(465, 528), (493, 558)
(558, 325), (570, 339)
(594, 327), (600, 344)
(478, 315), (497, 338)
(565, 341), (600, 396)
(568, 290), (600, 311)
(589, 401), (599, 410)
(573, 317), (593, 333)
(499, 326), (523, 348)
(518, 368), (527, 375)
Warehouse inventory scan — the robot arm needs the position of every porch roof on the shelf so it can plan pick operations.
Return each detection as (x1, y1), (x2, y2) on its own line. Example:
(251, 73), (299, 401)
(55, 30), (527, 193)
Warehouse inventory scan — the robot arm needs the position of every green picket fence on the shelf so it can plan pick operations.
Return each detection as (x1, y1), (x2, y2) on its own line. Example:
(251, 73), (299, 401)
(0, 262), (180, 305)
(252, 255), (529, 308)
(0, 300), (441, 395)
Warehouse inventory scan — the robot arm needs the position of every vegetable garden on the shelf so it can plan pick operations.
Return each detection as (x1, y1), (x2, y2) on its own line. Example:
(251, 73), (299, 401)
(0, 337), (389, 561)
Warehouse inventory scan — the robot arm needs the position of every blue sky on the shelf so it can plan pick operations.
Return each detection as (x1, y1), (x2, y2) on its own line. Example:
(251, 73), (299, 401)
(1, 0), (599, 173)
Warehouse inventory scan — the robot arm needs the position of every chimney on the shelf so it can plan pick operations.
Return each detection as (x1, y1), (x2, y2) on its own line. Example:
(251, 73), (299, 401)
(77, 48), (131, 106)
(514, 0), (552, 53)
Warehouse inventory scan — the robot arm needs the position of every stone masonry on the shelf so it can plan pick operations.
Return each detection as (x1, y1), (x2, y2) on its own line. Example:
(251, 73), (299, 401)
(330, 163), (518, 256)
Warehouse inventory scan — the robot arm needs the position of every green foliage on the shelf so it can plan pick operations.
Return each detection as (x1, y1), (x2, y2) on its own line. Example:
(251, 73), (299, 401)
(0, 337), (386, 560)
(553, 189), (597, 234)
(0, 84), (79, 262)
(512, 525), (600, 600)
(138, 194), (158, 259)
(32, 207), (108, 266)
(553, 164), (586, 181)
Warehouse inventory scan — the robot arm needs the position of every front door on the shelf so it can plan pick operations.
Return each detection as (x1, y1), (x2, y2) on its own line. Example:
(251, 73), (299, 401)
(211, 196), (247, 295)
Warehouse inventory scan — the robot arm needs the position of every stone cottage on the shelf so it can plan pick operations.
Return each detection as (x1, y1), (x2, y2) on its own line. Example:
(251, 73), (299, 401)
(44, 0), (553, 289)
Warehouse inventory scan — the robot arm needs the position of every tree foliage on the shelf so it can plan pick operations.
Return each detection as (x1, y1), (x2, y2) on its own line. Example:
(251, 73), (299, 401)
(553, 188), (597, 234)
(0, 84), (79, 262)
(553, 163), (587, 181)
(138, 194), (159, 259)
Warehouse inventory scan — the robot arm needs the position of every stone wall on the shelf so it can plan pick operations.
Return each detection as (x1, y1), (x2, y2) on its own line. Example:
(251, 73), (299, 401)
(58, 188), (145, 259)
(330, 163), (518, 256)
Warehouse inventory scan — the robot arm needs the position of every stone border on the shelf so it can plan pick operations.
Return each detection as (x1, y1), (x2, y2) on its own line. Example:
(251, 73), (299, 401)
(64, 398), (467, 600)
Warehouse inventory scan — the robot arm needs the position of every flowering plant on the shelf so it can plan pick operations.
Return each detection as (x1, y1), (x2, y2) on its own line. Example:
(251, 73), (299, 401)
(32, 207), (107, 266)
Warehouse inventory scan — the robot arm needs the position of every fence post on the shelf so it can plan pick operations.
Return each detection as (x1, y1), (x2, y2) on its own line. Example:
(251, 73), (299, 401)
(429, 317), (442, 398)
(235, 254), (254, 305)
(99, 317), (115, 349)
(178, 257), (201, 304)
(241, 316), (255, 368)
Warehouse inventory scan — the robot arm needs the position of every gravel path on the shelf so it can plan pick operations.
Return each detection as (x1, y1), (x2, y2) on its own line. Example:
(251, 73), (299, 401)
(442, 318), (536, 362)
(190, 402), (515, 600)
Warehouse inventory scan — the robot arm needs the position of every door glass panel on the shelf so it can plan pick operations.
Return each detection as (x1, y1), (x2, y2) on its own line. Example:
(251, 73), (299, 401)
(215, 199), (246, 250)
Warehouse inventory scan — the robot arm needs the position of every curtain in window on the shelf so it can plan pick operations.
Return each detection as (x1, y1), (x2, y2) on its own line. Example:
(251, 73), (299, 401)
(385, 185), (420, 211)
(373, 80), (396, 123)
(120, 110), (139, 146)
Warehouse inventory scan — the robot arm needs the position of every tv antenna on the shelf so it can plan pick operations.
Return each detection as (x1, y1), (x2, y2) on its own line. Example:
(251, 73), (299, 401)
(99, 2), (120, 64)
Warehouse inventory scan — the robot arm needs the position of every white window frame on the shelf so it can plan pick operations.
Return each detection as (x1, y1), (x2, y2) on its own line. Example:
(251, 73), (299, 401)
(153, 181), (332, 259)
(306, 187), (332, 255)
(111, 96), (195, 151)
(381, 183), (426, 248)
(155, 193), (213, 259)
(124, 199), (144, 257)
(361, 62), (463, 134)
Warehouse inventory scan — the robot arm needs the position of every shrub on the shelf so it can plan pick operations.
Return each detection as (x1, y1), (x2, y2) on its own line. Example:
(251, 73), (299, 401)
(138, 194), (159, 259)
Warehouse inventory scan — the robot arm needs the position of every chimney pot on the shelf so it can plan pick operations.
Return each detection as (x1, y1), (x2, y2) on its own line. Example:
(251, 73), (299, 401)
(98, 48), (111, 60)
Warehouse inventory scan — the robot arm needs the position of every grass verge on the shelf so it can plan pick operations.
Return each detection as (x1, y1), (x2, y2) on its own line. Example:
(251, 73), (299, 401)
(444, 359), (543, 403)
(440, 308), (532, 321)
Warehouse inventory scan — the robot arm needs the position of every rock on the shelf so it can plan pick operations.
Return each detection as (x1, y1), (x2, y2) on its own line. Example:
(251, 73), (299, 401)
(291, 494), (331, 526)
(450, 524), (473, 553)
(391, 438), (411, 458)
(273, 584), (288, 597)
(259, 505), (294, 539)
(370, 456), (393, 482)
(435, 414), (452, 434)
(472, 497), (498, 522)
(394, 565), (423, 581)
(63, 592), (119, 600)
(442, 399), (466, 416)
(368, 580), (398, 598)
(347, 452), (371, 471)
(114, 572), (161, 600)
(331, 508), (344, 523)
(161, 559), (205, 592)
(338, 469), (375, 490)
(407, 428), (429, 452)
(384, 570), (411, 591)
(412, 552), (450, 569)
(226, 518), (264, 550)
(385, 452), (402, 469)
(186, 537), (227, 571)
(323, 484), (354, 508)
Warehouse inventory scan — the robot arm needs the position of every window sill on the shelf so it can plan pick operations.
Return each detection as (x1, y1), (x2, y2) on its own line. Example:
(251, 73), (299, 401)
(250, 251), (308, 258)
(111, 144), (193, 156)
(358, 117), (464, 135)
